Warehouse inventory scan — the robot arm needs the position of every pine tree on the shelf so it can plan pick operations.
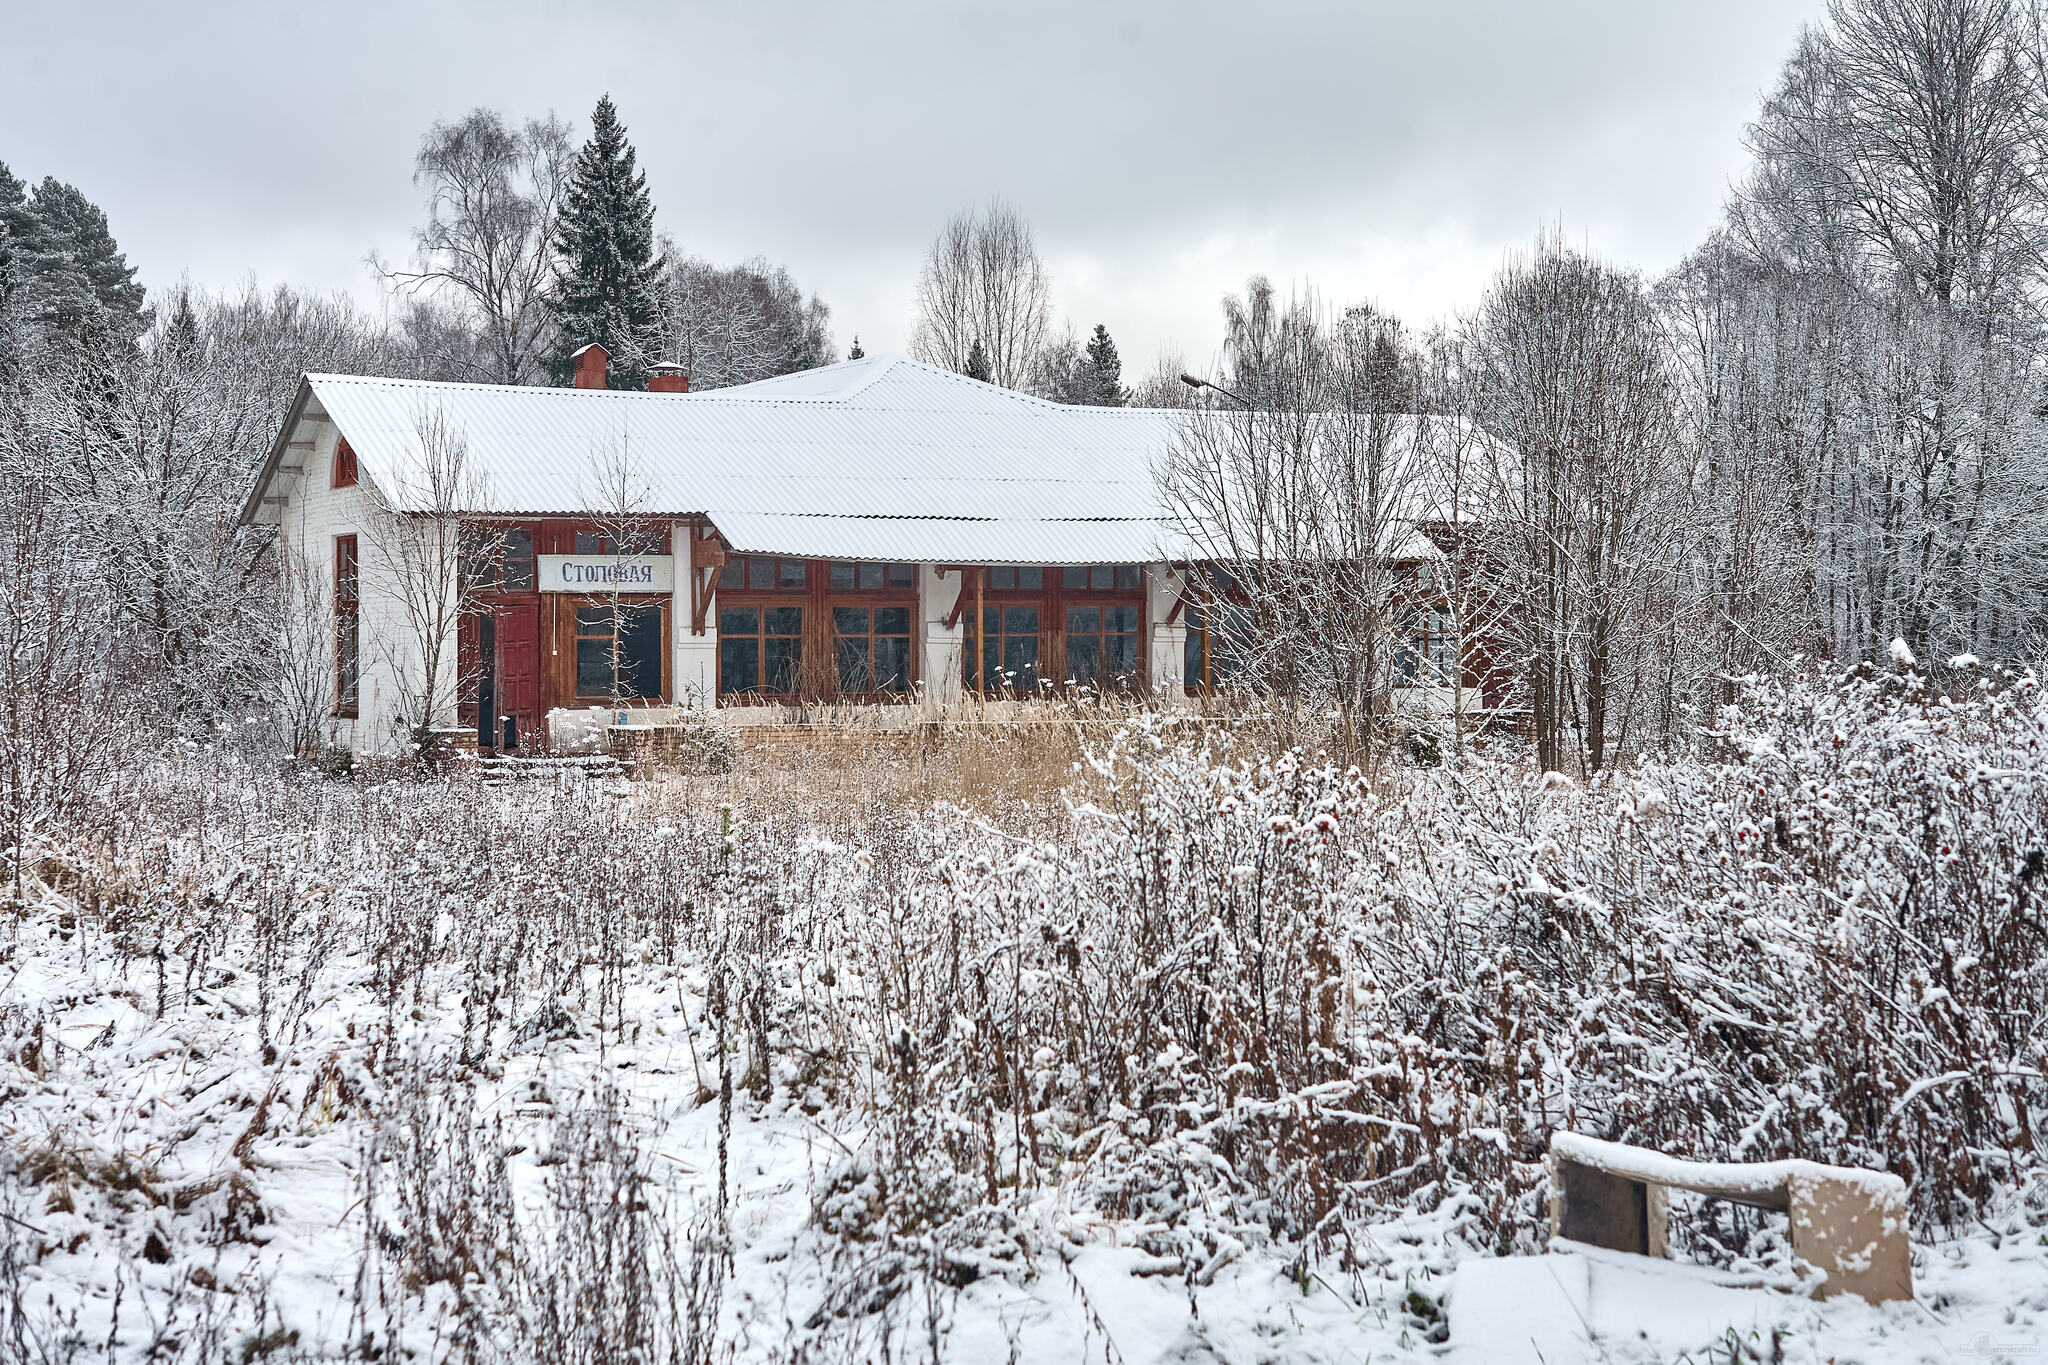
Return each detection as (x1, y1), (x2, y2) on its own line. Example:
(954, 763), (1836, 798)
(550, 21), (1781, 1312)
(964, 337), (992, 383)
(0, 164), (145, 336)
(30, 178), (145, 327)
(848, 335), (864, 360)
(1082, 323), (1127, 406)
(548, 96), (664, 389)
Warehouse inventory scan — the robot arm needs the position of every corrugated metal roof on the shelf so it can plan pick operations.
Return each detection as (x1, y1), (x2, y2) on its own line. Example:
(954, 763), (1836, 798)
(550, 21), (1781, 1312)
(708, 511), (1188, 565)
(272, 354), (1186, 564)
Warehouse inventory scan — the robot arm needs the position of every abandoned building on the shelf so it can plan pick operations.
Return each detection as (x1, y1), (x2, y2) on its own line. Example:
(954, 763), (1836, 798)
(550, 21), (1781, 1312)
(239, 346), (1471, 754)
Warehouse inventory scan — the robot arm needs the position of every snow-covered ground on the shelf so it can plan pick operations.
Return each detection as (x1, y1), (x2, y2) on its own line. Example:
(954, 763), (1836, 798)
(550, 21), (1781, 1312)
(3, 669), (2045, 1362)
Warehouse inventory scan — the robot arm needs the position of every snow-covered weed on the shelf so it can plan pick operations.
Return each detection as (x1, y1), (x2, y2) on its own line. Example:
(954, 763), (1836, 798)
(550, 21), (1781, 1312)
(0, 665), (2041, 1358)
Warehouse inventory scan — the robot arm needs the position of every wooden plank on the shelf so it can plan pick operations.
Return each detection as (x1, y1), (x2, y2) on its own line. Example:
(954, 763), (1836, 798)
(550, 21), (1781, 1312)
(1557, 1159), (1649, 1255)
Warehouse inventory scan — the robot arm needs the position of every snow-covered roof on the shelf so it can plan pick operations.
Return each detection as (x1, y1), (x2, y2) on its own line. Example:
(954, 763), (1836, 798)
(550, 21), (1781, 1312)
(243, 353), (1195, 565)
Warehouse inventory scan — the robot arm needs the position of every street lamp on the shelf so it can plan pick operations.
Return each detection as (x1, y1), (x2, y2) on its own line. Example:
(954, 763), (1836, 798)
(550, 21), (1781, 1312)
(1180, 373), (1252, 406)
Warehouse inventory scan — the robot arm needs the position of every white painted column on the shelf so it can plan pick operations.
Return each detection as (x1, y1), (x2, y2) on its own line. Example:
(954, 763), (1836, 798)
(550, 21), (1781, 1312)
(920, 564), (965, 708)
(1146, 563), (1188, 702)
(672, 519), (718, 710)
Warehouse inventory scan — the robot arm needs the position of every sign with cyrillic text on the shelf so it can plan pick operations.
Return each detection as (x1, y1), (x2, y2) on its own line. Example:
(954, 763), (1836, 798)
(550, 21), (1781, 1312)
(536, 555), (675, 593)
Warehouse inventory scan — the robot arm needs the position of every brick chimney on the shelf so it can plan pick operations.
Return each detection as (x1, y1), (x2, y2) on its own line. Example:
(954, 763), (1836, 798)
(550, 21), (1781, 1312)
(648, 362), (691, 394)
(572, 342), (608, 390)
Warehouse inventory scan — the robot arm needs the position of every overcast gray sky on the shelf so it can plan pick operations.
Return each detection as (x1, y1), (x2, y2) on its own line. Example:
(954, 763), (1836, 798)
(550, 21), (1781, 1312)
(7, 1), (1821, 372)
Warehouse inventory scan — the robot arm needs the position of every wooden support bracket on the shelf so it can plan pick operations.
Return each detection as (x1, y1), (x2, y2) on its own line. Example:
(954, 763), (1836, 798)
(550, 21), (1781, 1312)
(940, 567), (976, 629)
(687, 516), (727, 636)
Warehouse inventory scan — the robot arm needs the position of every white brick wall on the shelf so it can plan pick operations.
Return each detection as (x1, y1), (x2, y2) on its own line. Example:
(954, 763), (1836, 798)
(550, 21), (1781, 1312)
(273, 418), (450, 757)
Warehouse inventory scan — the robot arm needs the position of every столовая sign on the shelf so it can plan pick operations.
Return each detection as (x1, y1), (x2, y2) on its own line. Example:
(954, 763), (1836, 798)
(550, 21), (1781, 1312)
(535, 555), (675, 593)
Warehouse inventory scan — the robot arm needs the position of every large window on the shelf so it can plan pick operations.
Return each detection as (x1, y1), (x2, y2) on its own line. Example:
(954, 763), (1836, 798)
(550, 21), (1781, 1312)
(721, 556), (808, 592)
(719, 605), (803, 696)
(1184, 599), (1253, 693)
(832, 606), (912, 693)
(1062, 564), (1140, 591)
(575, 528), (668, 555)
(1396, 608), (1458, 687)
(575, 603), (663, 700)
(829, 562), (916, 590)
(966, 605), (1041, 693)
(1064, 603), (1140, 688)
(986, 565), (1041, 590)
(335, 535), (359, 716)
(462, 526), (535, 592)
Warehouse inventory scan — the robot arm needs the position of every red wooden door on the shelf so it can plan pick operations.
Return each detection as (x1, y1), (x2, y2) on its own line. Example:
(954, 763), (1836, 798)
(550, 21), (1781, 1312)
(495, 602), (541, 745)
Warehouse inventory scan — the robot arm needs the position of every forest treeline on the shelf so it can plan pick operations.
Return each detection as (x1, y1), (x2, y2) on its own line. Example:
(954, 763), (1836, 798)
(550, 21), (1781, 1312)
(1, 0), (2046, 778)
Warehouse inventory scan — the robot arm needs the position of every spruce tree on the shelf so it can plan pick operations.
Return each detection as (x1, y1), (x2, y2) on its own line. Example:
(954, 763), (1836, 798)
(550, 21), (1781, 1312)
(963, 337), (992, 383)
(848, 335), (864, 360)
(1082, 323), (1128, 406)
(548, 96), (664, 389)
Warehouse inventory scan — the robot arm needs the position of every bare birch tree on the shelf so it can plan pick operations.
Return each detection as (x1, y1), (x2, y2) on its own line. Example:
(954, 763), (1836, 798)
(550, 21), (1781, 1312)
(364, 407), (489, 757)
(379, 109), (575, 385)
(273, 510), (335, 757)
(1467, 234), (1681, 773)
(1158, 281), (1420, 765)
(911, 200), (1052, 388)
(576, 429), (664, 704)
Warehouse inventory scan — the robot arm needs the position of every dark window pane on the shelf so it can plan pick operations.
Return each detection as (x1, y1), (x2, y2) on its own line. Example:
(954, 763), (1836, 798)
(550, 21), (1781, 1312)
(1108, 634), (1137, 671)
(830, 561), (856, 590)
(1108, 604), (1141, 633)
(1184, 628), (1203, 687)
(875, 637), (910, 690)
(1064, 566), (1086, 589)
(836, 638), (872, 691)
(980, 608), (999, 634)
(778, 559), (806, 589)
(501, 528), (535, 590)
(1090, 565), (1113, 590)
(748, 556), (775, 590)
(1003, 635), (1039, 689)
(859, 562), (883, 589)
(574, 531), (606, 554)
(337, 604), (360, 707)
(459, 532), (491, 592)
(576, 605), (614, 634)
(1067, 634), (1100, 684)
(833, 606), (869, 635)
(988, 567), (1011, 590)
(765, 606), (803, 636)
(1004, 606), (1038, 634)
(577, 637), (612, 696)
(1067, 605), (1100, 634)
(887, 563), (915, 588)
(875, 606), (911, 635)
(720, 638), (759, 694)
(967, 636), (1000, 685)
(617, 606), (661, 700)
(720, 606), (759, 637)
(764, 637), (802, 692)
(1114, 564), (1140, 590)
(1018, 567), (1042, 589)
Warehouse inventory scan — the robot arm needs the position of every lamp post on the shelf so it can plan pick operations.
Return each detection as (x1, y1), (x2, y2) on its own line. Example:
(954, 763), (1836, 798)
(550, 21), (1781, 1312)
(1179, 373), (1252, 407)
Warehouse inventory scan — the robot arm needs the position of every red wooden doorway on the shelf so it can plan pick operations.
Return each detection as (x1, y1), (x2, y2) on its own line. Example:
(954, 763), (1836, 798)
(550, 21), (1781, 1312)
(494, 601), (541, 746)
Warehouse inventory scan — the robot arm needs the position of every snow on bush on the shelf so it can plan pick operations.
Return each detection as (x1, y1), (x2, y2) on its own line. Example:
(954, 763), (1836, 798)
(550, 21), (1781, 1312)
(0, 665), (2042, 1359)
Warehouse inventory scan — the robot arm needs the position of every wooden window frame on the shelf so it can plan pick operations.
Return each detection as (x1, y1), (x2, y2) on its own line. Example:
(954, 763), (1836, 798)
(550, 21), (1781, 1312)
(715, 597), (806, 701)
(715, 558), (922, 702)
(334, 534), (359, 718)
(332, 437), (358, 489)
(964, 564), (1147, 697)
(568, 596), (672, 704)
(1182, 569), (1252, 696)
